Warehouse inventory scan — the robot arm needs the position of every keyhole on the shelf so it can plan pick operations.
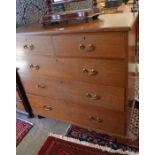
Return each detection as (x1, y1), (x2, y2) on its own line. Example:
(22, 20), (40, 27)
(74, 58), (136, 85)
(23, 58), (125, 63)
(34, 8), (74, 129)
(83, 36), (86, 40)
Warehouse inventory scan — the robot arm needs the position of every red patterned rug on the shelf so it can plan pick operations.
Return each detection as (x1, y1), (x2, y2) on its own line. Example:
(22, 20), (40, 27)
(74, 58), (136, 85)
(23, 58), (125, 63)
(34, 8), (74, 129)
(37, 134), (138, 155)
(16, 119), (33, 145)
(66, 125), (139, 153)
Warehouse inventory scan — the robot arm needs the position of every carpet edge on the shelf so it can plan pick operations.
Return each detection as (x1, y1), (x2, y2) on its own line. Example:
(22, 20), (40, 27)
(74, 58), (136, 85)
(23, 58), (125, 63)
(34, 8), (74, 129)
(49, 132), (138, 155)
(16, 119), (33, 146)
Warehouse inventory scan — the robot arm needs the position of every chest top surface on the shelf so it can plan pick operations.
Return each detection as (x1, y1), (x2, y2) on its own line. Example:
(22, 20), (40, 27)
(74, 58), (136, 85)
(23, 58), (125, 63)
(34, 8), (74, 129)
(16, 12), (138, 35)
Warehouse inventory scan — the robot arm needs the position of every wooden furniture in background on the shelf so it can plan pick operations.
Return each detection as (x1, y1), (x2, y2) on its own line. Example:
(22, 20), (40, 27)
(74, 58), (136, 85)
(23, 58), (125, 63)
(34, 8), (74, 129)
(16, 10), (138, 140)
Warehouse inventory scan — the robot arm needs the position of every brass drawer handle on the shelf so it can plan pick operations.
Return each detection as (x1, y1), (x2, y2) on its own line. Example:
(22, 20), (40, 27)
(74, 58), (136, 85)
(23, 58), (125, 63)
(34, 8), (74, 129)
(82, 68), (98, 76)
(36, 84), (46, 89)
(89, 116), (103, 123)
(79, 44), (95, 52)
(86, 93), (100, 100)
(43, 105), (53, 111)
(79, 44), (85, 50)
(96, 117), (103, 123)
(23, 44), (28, 49)
(23, 44), (34, 50)
(29, 44), (34, 50)
(89, 116), (96, 120)
(86, 44), (95, 52)
(29, 64), (40, 70)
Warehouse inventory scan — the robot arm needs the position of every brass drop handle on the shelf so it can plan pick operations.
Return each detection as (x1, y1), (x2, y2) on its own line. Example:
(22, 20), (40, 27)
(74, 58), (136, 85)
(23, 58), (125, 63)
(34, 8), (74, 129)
(89, 116), (103, 123)
(96, 117), (103, 123)
(85, 44), (95, 52)
(86, 93), (100, 100)
(29, 64), (40, 70)
(23, 44), (34, 50)
(82, 68), (98, 76)
(89, 116), (96, 120)
(79, 44), (85, 50)
(36, 84), (46, 89)
(23, 44), (28, 49)
(79, 44), (95, 52)
(43, 105), (53, 111)
(29, 44), (34, 50)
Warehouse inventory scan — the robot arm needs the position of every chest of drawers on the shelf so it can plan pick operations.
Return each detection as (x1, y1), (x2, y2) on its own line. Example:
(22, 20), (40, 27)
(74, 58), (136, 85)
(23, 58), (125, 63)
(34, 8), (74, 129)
(16, 12), (138, 138)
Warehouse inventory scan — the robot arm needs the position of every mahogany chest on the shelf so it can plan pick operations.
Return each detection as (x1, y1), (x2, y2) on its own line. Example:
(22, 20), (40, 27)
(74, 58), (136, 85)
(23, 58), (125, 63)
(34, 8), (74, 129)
(16, 12), (138, 138)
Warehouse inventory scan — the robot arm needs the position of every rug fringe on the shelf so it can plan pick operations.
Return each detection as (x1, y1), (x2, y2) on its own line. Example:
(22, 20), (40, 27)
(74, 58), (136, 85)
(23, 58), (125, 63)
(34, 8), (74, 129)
(49, 133), (138, 155)
(63, 124), (72, 136)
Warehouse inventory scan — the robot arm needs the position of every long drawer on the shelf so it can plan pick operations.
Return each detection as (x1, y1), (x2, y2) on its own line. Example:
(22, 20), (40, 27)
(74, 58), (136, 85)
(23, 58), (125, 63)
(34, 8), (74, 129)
(16, 34), (54, 56)
(20, 75), (125, 111)
(16, 55), (126, 87)
(28, 94), (126, 135)
(52, 32), (126, 58)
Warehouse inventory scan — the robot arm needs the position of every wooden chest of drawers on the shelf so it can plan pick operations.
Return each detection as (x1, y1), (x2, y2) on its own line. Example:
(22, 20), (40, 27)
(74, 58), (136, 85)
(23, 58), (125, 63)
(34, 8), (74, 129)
(16, 12), (138, 138)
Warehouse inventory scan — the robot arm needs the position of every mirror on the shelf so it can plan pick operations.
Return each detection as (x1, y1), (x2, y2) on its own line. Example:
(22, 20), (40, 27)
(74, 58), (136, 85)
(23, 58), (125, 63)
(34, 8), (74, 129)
(53, 0), (85, 4)
(41, 0), (103, 26)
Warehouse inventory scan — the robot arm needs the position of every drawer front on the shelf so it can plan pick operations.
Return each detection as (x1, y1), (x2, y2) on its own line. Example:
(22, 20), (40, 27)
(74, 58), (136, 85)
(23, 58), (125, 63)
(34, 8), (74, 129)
(16, 34), (54, 56)
(52, 32), (126, 58)
(21, 75), (125, 111)
(28, 94), (126, 135)
(16, 55), (125, 87)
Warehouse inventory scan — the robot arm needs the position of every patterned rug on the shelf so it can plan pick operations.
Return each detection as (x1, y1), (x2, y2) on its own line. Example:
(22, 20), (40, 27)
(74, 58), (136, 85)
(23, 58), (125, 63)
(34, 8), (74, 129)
(128, 107), (139, 138)
(66, 125), (138, 153)
(16, 118), (33, 146)
(37, 134), (138, 155)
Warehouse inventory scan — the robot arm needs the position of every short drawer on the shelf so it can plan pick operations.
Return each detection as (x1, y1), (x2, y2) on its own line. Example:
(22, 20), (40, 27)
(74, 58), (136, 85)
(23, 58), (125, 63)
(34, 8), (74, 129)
(16, 34), (54, 56)
(16, 55), (126, 87)
(52, 32), (126, 58)
(21, 75), (125, 111)
(28, 94), (126, 135)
